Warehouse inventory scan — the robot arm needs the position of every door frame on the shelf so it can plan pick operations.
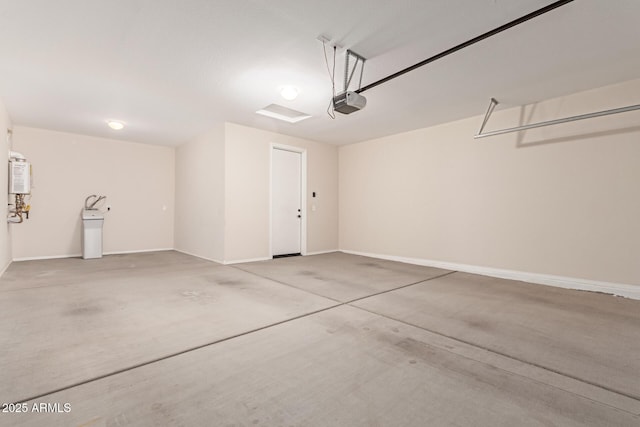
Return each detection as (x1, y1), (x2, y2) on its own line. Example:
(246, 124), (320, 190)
(269, 143), (307, 258)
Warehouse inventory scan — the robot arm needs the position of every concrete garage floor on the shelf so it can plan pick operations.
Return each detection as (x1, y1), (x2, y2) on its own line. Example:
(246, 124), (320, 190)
(0, 252), (638, 426)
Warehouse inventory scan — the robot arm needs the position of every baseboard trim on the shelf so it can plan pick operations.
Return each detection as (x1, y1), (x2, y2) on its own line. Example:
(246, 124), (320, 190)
(340, 249), (640, 300)
(178, 249), (339, 265)
(13, 253), (82, 261)
(173, 248), (223, 264)
(0, 260), (11, 277)
(223, 257), (271, 265)
(10, 249), (335, 266)
(104, 248), (174, 256)
(13, 248), (175, 262)
(304, 249), (340, 256)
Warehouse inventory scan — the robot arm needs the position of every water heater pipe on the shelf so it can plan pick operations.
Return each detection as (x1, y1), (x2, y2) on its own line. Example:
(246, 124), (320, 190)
(9, 150), (26, 160)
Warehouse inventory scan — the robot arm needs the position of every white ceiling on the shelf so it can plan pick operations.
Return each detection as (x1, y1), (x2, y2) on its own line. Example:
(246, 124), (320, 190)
(0, 0), (639, 146)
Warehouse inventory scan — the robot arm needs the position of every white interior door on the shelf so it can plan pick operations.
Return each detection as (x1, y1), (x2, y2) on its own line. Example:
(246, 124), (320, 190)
(272, 148), (302, 256)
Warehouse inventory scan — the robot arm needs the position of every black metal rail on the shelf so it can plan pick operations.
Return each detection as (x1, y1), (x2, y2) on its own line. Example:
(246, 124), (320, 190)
(356, 0), (575, 94)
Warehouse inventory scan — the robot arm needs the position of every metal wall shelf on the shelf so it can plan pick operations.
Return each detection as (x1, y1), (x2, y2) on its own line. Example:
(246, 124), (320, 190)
(474, 98), (640, 139)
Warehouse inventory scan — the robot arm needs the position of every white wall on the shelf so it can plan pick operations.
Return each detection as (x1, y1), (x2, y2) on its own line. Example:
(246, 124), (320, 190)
(224, 123), (338, 262)
(0, 98), (12, 273)
(174, 124), (225, 262)
(340, 79), (640, 286)
(11, 127), (175, 259)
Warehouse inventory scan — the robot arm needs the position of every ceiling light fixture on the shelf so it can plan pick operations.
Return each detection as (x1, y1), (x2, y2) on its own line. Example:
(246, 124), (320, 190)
(280, 85), (299, 101)
(107, 121), (125, 130)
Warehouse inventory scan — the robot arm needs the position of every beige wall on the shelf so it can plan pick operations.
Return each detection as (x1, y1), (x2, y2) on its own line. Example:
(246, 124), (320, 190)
(174, 125), (225, 262)
(340, 79), (640, 285)
(11, 127), (175, 259)
(0, 98), (11, 272)
(224, 122), (338, 262)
